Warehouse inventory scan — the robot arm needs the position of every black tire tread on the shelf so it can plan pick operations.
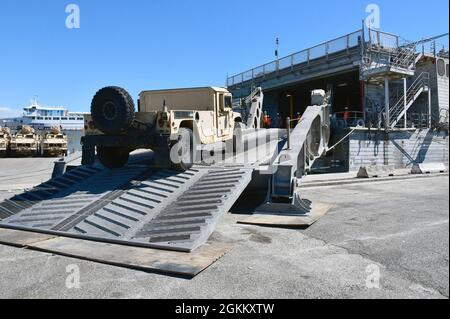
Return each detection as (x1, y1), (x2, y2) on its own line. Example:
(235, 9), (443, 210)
(97, 147), (130, 169)
(91, 86), (135, 135)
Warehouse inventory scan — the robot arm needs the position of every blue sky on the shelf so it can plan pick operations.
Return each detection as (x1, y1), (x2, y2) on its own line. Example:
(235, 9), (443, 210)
(0, 0), (448, 116)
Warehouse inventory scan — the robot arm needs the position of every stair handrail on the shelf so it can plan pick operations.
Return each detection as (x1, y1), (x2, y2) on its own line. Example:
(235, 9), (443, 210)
(389, 72), (429, 121)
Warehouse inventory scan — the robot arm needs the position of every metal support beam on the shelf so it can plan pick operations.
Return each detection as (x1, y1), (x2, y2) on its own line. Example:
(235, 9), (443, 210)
(428, 87), (432, 128)
(286, 117), (291, 150)
(286, 95), (294, 128)
(384, 77), (390, 130)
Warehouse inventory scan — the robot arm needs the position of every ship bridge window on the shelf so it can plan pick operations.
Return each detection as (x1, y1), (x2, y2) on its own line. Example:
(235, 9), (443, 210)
(437, 59), (445, 77)
(77, 117), (84, 120)
(37, 117), (43, 120)
(61, 117), (68, 120)
(69, 117), (76, 120)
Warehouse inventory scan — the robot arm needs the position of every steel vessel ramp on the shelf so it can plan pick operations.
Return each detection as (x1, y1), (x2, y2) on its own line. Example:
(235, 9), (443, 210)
(0, 164), (253, 252)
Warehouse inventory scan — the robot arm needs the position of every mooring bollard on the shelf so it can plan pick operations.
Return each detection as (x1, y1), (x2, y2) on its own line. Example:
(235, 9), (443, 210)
(51, 151), (83, 179)
(52, 160), (67, 179)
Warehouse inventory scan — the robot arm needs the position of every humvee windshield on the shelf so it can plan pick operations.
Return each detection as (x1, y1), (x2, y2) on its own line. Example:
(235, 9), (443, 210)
(26, 134), (34, 138)
(225, 96), (232, 109)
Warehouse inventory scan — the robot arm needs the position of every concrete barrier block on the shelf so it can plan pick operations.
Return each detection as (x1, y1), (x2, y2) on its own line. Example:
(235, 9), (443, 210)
(357, 165), (396, 178)
(411, 163), (447, 174)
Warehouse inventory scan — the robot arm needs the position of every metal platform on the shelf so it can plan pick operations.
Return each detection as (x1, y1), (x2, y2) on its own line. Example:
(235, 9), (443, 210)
(0, 164), (253, 252)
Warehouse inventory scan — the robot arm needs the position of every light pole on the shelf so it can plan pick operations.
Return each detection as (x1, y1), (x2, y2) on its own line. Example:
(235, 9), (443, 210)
(275, 37), (279, 72)
(286, 94), (294, 128)
(275, 37), (279, 60)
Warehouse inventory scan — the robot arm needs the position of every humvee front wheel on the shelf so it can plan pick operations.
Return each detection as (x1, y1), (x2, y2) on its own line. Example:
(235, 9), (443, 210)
(171, 128), (194, 172)
(97, 147), (129, 169)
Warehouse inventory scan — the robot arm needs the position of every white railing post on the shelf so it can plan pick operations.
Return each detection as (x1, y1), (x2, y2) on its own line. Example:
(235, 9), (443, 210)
(403, 78), (408, 128)
(346, 35), (350, 54)
(376, 30), (380, 48)
(385, 77), (390, 129)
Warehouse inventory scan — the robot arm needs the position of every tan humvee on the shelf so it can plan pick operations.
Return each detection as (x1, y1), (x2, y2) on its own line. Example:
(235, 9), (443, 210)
(41, 126), (68, 156)
(139, 87), (242, 144)
(10, 125), (40, 156)
(0, 127), (12, 156)
(86, 86), (245, 170)
(85, 87), (243, 140)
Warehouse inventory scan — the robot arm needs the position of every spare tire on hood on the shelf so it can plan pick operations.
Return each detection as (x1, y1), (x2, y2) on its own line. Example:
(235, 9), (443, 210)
(91, 86), (135, 135)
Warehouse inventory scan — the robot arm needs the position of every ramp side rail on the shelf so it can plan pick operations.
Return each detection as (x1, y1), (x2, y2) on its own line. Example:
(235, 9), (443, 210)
(259, 91), (331, 214)
(245, 87), (264, 129)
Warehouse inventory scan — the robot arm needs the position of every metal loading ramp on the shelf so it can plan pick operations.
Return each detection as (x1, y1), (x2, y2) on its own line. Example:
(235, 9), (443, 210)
(0, 164), (253, 252)
(0, 166), (103, 220)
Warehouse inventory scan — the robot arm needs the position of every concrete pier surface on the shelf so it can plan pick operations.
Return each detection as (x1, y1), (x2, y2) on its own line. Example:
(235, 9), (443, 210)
(0, 157), (58, 194)
(0, 158), (448, 299)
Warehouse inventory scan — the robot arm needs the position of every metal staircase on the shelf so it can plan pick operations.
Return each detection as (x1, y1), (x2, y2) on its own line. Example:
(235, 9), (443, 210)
(390, 43), (417, 70)
(362, 43), (417, 76)
(362, 29), (417, 80)
(389, 72), (429, 128)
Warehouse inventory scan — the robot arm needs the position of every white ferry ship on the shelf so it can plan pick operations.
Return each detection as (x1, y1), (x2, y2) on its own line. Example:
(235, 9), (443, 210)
(3, 98), (88, 131)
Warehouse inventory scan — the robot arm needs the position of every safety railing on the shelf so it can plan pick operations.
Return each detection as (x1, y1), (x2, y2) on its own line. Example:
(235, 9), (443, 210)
(227, 30), (363, 87)
(386, 112), (433, 129)
(417, 34), (449, 59)
(368, 29), (400, 50)
(363, 29), (417, 73)
(407, 113), (432, 129)
(332, 111), (366, 129)
(400, 109), (449, 130)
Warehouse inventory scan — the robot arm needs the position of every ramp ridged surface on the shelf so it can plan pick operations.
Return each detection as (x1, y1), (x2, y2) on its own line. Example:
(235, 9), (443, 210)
(0, 165), (253, 252)
(132, 167), (253, 251)
(0, 166), (102, 220)
(0, 166), (149, 230)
